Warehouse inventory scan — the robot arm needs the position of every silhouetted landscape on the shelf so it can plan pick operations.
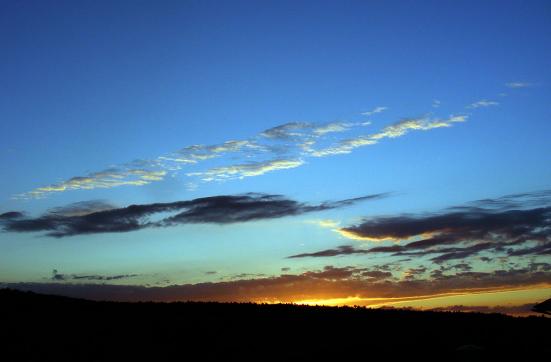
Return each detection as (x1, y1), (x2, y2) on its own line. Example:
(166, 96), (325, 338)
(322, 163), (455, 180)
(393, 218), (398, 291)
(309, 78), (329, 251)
(1, 288), (549, 361)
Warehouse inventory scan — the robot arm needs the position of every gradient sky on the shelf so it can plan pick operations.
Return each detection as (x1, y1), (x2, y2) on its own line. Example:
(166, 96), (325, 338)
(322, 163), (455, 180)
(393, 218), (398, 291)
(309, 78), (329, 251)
(1, 0), (550, 314)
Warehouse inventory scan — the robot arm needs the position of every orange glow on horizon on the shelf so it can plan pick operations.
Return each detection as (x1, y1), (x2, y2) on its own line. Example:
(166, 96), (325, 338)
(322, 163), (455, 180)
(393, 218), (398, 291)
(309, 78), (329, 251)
(288, 284), (551, 315)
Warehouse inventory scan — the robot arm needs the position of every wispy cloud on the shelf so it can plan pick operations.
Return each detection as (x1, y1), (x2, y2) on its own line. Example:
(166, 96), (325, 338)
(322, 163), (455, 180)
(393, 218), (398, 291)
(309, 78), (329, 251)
(505, 82), (532, 89)
(467, 100), (499, 109)
(361, 106), (388, 116)
(186, 159), (305, 181)
(17, 168), (167, 199)
(19, 98), (476, 199)
(159, 140), (261, 164)
(46, 200), (117, 217)
(308, 115), (467, 157)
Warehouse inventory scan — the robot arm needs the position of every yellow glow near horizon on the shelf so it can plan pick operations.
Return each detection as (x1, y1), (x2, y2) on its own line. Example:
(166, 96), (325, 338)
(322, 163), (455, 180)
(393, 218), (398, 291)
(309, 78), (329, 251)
(291, 285), (551, 315)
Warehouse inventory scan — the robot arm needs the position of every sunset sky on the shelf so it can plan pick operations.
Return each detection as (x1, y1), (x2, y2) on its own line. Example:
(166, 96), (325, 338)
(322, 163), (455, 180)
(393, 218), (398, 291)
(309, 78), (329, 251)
(1, 0), (550, 315)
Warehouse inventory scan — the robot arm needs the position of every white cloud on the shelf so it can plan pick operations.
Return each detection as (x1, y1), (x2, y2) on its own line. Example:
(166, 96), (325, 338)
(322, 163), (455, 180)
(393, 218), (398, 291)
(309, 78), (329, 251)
(18, 169), (167, 199)
(505, 82), (532, 89)
(361, 106), (388, 116)
(20, 97), (475, 198)
(187, 159), (305, 182)
(309, 115), (468, 158)
(260, 122), (312, 139)
(467, 100), (499, 109)
(312, 122), (353, 136)
(309, 219), (341, 228)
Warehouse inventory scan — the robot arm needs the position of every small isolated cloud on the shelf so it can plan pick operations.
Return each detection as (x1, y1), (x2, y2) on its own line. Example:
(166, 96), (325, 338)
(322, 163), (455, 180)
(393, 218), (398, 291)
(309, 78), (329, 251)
(505, 82), (532, 89)
(1, 193), (388, 237)
(312, 219), (341, 228)
(467, 100), (499, 109)
(432, 100), (441, 108)
(361, 106), (388, 116)
(51, 269), (139, 282)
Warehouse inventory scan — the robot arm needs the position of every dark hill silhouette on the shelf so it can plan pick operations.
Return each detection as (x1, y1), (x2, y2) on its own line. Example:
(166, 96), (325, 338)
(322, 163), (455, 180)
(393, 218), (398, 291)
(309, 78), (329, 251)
(532, 297), (551, 315)
(0, 288), (549, 361)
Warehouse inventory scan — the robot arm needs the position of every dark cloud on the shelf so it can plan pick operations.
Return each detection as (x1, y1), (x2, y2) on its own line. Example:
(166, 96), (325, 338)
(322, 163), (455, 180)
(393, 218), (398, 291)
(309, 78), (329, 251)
(289, 190), (551, 261)
(507, 243), (551, 256)
(341, 207), (550, 243)
(71, 274), (139, 281)
(47, 200), (116, 217)
(405, 267), (426, 276)
(302, 265), (362, 280)
(0, 211), (24, 220)
(1, 193), (387, 237)
(451, 263), (472, 271)
(429, 242), (496, 263)
(361, 270), (393, 280)
(4, 266), (549, 307)
(288, 245), (367, 258)
(51, 269), (65, 281)
(50, 269), (139, 282)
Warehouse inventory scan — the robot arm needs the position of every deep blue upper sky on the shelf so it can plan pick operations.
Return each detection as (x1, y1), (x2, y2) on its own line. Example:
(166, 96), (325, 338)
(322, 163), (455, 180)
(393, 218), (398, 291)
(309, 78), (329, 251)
(0, 1), (550, 307)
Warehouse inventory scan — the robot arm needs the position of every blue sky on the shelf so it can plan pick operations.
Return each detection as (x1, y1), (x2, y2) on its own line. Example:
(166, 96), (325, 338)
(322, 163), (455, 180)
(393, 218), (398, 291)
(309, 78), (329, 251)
(1, 0), (550, 312)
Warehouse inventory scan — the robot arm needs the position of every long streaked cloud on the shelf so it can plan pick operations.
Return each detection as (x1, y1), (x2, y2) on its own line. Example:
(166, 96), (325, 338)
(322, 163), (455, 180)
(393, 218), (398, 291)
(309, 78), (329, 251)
(308, 115), (467, 157)
(19, 84), (529, 199)
(51, 269), (139, 282)
(289, 190), (551, 262)
(1, 192), (388, 237)
(17, 100), (473, 198)
(17, 168), (167, 199)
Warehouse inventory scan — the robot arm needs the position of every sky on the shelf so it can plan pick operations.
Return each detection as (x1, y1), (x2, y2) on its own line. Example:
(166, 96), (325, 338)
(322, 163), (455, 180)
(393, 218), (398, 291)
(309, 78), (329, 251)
(1, 0), (550, 315)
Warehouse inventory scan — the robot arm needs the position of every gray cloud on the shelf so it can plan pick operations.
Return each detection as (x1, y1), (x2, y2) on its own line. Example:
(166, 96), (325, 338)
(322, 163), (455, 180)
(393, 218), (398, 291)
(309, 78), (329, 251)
(51, 269), (139, 281)
(290, 190), (551, 262)
(1, 193), (388, 237)
(0, 211), (24, 220)
(46, 200), (117, 217)
(4, 265), (549, 307)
